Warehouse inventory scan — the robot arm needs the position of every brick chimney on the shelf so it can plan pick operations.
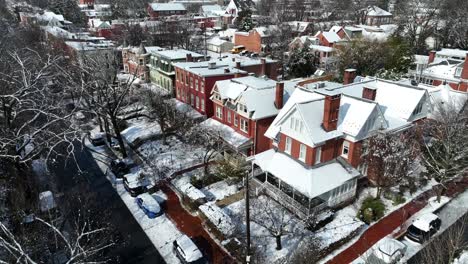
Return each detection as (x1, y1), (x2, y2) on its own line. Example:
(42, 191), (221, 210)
(275, 82), (284, 109)
(428, 50), (436, 64)
(362, 87), (377, 101)
(186, 53), (193, 62)
(260, 58), (266, 77)
(461, 53), (468, 80)
(343, 69), (357, 85)
(236, 61), (241, 69)
(234, 72), (241, 78)
(322, 94), (341, 132)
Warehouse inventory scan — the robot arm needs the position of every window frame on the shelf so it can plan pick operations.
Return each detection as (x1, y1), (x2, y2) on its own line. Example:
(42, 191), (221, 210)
(285, 137), (292, 154)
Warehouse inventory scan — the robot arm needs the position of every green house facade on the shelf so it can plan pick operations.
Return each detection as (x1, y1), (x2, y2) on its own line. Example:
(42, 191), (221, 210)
(149, 49), (204, 95)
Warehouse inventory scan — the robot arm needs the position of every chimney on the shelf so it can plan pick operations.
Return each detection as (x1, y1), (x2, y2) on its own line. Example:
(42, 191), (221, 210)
(322, 94), (341, 132)
(260, 58), (266, 77)
(343, 69), (357, 85)
(232, 57), (236, 62)
(428, 50), (436, 64)
(461, 53), (468, 80)
(234, 72), (241, 78)
(208, 62), (216, 69)
(236, 61), (241, 69)
(362, 87), (377, 101)
(275, 82), (284, 109)
(224, 68), (230, 73)
(186, 53), (193, 62)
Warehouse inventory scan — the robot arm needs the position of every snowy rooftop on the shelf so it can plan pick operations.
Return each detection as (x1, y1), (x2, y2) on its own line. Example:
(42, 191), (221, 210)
(200, 118), (252, 149)
(436, 48), (468, 60)
(149, 3), (186, 11)
(316, 31), (342, 44)
(309, 44), (334, 53)
(199, 203), (235, 236)
(153, 49), (204, 60)
(367, 5), (392, 16)
(254, 150), (360, 199)
(423, 59), (463, 81)
(65, 41), (114, 51)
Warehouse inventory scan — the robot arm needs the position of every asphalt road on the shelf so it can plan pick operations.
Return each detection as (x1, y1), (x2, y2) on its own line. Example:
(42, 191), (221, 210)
(50, 143), (166, 264)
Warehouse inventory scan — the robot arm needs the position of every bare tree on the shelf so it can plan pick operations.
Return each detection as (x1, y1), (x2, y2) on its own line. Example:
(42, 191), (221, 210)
(420, 104), (468, 202)
(362, 130), (415, 198)
(250, 196), (299, 250)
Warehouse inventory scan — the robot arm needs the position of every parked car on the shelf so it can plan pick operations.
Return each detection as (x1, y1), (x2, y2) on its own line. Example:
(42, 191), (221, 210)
(367, 237), (407, 264)
(109, 158), (134, 178)
(136, 193), (162, 218)
(405, 213), (441, 243)
(89, 132), (106, 146)
(239, 50), (250, 56)
(173, 235), (206, 264)
(123, 171), (151, 197)
(109, 137), (122, 151)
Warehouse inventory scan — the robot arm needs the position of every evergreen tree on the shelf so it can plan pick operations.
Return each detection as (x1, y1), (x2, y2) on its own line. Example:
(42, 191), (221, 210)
(287, 46), (317, 78)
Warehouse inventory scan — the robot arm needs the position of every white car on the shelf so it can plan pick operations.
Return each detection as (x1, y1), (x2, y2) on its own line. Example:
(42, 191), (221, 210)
(172, 235), (206, 264)
(405, 213), (441, 244)
(368, 237), (407, 263)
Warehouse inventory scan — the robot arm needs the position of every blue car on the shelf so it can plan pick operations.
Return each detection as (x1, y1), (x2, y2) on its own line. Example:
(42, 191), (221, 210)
(136, 193), (162, 218)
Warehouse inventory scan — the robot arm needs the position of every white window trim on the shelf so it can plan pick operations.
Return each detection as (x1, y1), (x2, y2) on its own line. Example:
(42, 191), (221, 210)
(342, 141), (350, 158)
(285, 137), (292, 154)
(240, 119), (248, 133)
(315, 146), (321, 165)
(299, 144), (306, 162)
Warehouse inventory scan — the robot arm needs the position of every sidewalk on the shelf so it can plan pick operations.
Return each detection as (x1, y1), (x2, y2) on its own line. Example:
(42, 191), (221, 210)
(327, 178), (468, 264)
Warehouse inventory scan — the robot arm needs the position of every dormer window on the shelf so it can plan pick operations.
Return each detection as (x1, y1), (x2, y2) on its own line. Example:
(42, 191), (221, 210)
(289, 117), (304, 133)
(455, 67), (462, 78)
(413, 100), (424, 116)
(342, 141), (350, 158)
(239, 104), (247, 113)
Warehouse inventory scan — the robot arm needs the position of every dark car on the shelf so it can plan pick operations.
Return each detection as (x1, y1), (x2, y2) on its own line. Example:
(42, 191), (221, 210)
(109, 158), (134, 178)
(123, 171), (150, 197)
(405, 213), (441, 243)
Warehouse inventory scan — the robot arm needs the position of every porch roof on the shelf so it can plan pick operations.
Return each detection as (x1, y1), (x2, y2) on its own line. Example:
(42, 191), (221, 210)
(253, 149), (360, 199)
(201, 118), (252, 150)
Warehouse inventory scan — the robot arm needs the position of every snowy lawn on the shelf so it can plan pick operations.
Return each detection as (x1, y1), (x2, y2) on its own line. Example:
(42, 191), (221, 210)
(223, 195), (364, 263)
(138, 135), (206, 175)
(201, 180), (240, 202)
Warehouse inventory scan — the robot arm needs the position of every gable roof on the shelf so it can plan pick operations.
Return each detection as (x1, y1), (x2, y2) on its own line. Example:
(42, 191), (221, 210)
(315, 31), (342, 44)
(366, 6), (392, 16)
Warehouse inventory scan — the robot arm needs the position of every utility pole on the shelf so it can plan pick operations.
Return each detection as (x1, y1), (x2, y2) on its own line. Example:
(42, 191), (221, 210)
(245, 161), (253, 263)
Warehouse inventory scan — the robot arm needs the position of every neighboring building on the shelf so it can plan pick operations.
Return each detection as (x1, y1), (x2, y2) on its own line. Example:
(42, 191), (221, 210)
(364, 6), (393, 26)
(64, 41), (115, 70)
(79, 4), (113, 20)
(203, 77), (296, 155)
(20, 11), (67, 27)
(234, 26), (278, 53)
(174, 57), (278, 117)
(251, 77), (431, 219)
(287, 21), (314, 37)
(201, 4), (225, 17)
(87, 19), (113, 38)
(417, 49), (468, 92)
(207, 36), (235, 53)
(149, 49), (204, 94)
(122, 44), (165, 82)
(147, 3), (187, 19)
(314, 30), (343, 47)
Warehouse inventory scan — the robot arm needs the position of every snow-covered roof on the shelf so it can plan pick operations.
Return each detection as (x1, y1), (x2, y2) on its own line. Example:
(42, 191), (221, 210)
(201, 118), (252, 149)
(174, 56), (276, 77)
(422, 60), (463, 81)
(149, 3), (186, 12)
(422, 83), (468, 116)
(38, 11), (64, 22)
(199, 203), (235, 235)
(329, 26), (343, 33)
(153, 49), (204, 60)
(201, 4), (223, 14)
(287, 21), (311, 32)
(254, 150), (360, 199)
(207, 36), (231, 46)
(175, 235), (203, 262)
(436, 48), (468, 60)
(367, 6), (392, 16)
(309, 44), (334, 53)
(315, 31), (342, 44)
(412, 213), (439, 232)
(180, 183), (206, 202)
(65, 41), (114, 51)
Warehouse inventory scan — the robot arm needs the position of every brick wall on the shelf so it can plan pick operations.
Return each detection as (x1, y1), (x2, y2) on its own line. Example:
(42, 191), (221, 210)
(234, 31), (262, 53)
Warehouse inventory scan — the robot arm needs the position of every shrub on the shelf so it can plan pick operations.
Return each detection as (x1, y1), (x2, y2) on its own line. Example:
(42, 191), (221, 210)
(358, 197), (386, 224)
(190, 177), (203, 189)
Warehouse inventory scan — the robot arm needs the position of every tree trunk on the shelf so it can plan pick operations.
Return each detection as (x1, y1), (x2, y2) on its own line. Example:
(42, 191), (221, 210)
(103, 117), (112, 143)
(110, 117), (127, 158)
(275, 235), (282, 250)
(376, 186), (382, 199)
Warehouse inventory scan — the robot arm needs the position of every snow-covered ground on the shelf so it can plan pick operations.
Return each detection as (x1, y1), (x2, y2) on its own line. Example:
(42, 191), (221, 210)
(138, 135), (206, 174)
(85, 140), (184, 263)
(201, 180), (240, 202)
(453, 250), (468, 264)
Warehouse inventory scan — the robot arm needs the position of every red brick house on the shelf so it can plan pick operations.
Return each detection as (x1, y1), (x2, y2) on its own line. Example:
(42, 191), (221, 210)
(203, 77), (296, 155)
(364, 6), (393, 26)
(234, 26), (277, 53)
(314, 30), (343, 47)
(122, 44), (164, 82)
(147, 3), (187, 19)
(419, 49), (468, 92)
(251, 78), (431, 218)
(173, 57), (278, 117)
